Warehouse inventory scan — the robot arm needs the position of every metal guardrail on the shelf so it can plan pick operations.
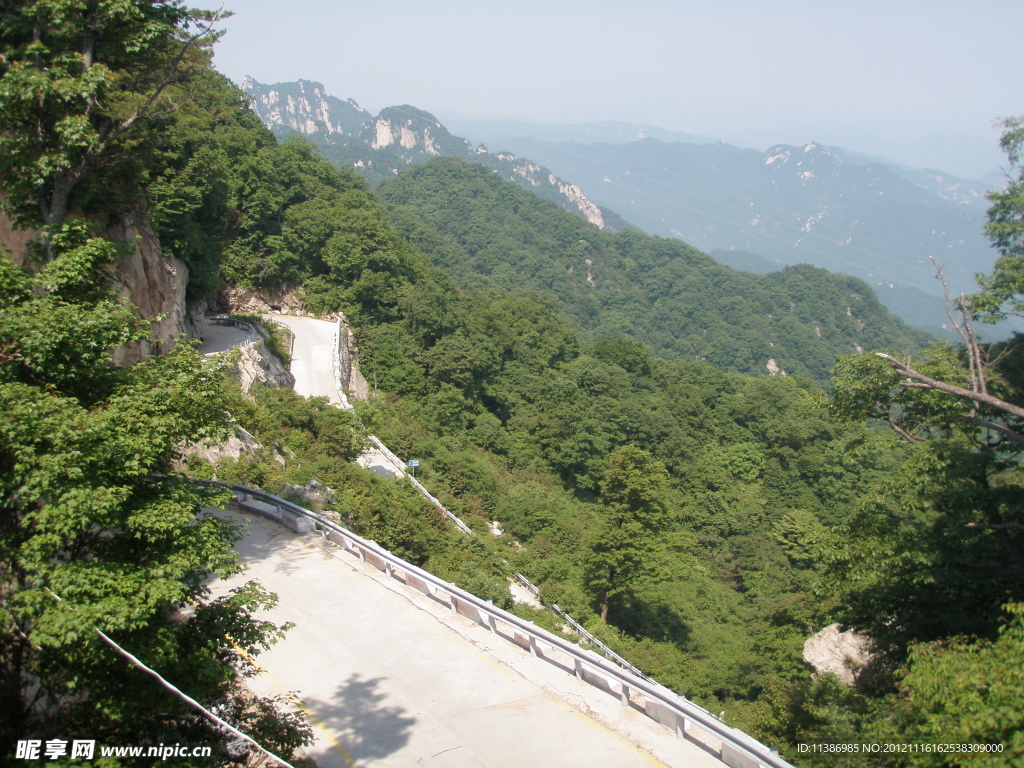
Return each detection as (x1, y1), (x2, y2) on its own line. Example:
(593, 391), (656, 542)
(198, 478), (792, 768)
(209, 316), (259, 345)
(514, 573), (653, 682)
(325, 327), (475, 536)
(364, 436), (475, 535)
(326, 323), (685, 687)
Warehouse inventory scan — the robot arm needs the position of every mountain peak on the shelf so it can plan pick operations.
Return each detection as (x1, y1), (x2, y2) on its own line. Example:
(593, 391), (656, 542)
(240, 78), (615, 230)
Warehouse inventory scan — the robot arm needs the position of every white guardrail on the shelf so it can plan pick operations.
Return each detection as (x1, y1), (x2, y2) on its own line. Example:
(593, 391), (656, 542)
(209, 316), (260, 345)
(513, 573), (652, 683)
(196, 478), (792, 768)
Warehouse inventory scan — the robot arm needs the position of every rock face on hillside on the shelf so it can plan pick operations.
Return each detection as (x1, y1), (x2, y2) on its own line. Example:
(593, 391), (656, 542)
(241, 77), (616, 231)
(242, 76), (368, 138)
(803, 624), (874, 685)
(106, 214), (189, 364)
(222, 284), (308, 315)
(0, 204), (189, 364)
(182, 423), (263, 465)
(231, 339), (295, 393)
(337, 317), (370, 401)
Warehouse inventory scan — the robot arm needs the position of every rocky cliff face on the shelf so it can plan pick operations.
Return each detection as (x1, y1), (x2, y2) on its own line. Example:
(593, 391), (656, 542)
(241, 78), (616, 231)
(803, 624), (873, 685)
(0, 204), (190, 364)
(231, 338), (295, 394)
(106, 213), (190, 363)
(242, 77), (368, 138)
(222, 283), (308, 316)
(336, 317), (370, 401)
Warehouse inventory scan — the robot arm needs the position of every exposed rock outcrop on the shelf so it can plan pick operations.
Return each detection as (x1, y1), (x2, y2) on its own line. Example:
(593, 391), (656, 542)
(282, 479), (335, 508)
(0, 203), (189, 364)
(223, 284), (307, 315)
(0, 206), (37, 263)
(337, 317), (370, 401)
(183, 424), (263, 464)
(803, 624), (873, 685)
(231, 339), (295, 393)
(240, 78), (614, 231)
(106, 214), (188, 364)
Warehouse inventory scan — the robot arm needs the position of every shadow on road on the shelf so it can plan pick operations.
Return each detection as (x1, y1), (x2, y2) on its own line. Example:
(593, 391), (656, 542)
(217, 508), (306, 577)
(306, 673), (416, 762)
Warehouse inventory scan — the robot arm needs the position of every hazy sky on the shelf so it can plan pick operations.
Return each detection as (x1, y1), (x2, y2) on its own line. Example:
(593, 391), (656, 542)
(211, 0), (1021, 177)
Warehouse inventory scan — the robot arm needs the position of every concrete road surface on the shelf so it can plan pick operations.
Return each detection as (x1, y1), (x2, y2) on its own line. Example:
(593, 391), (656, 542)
(209, 510), (725, 768)
(265, 315), (340, 404)
(355, 447), (405, 478)
(198, 321), (250, 356)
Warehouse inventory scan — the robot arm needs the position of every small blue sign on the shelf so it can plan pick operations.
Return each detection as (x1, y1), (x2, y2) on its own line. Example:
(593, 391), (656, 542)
(408, 460), (420, 467)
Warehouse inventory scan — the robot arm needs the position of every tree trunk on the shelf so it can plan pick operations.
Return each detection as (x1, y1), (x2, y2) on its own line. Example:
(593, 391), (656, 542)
(44, 172), (76, 227)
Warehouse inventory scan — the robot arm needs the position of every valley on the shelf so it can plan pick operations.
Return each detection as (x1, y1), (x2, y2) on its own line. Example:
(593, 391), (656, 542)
(1, 7), (1022, 767)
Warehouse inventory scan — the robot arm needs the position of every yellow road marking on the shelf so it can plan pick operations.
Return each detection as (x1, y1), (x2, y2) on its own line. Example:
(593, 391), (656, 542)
(191, 568), (359, 768)
(229, 638), (359, 768)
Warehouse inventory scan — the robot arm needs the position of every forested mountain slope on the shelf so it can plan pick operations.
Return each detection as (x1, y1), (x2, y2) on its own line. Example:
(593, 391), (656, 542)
(481, 135), (995, 332)
(240, 78), (631, 231)
(4, 3), (1021, 761)
(378, 158), (932, 383)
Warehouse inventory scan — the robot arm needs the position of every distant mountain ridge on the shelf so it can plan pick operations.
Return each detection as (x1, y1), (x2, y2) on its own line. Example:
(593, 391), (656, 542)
(377, 157), (933, 383)
(240, 77), (1002, 336)
(240, 78), (627, 231)
(486, 134), (998, 332)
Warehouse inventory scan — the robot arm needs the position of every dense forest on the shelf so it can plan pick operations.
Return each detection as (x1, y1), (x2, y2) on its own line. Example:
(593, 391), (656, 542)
(1, 2), (1022, 766)
(377, 158), (933, 383)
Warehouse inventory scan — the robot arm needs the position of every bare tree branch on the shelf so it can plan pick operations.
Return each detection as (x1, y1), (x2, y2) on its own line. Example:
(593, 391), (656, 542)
(960, 415), (1024, 445)
(889, 418), (925, 443)
(876, 352), (1024, 420)
(931, 256), (988, 399)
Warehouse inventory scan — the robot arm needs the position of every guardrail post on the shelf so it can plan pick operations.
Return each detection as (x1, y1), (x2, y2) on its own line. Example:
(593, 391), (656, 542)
(195, 478), (796, 768)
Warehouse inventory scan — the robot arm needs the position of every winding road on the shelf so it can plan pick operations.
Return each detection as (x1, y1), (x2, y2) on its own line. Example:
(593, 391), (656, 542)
(209, 508), (724, 768)
(207, 313), (747, 767)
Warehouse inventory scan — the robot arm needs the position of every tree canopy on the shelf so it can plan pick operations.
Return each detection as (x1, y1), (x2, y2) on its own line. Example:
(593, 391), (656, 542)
(807, 116), (1024, 765)
(0, 0), (225, 229)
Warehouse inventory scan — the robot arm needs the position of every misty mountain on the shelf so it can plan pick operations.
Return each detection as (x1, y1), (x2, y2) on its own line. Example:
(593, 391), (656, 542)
(239, 77), (1006, 336)
(377, 157), (932, 383)
(472, 135), (999, 333)
(436, 114), (717, 148)
(240, 78), (629, 232)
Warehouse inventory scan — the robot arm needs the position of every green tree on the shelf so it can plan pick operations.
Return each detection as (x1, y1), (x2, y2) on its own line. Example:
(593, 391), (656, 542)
(585, 446), (672, 622)
(0, 0), (225, 229)
(813, 117), (1024, 760)
(973, 116), (1024, 320)
(0, 226), (309, 759)
(881, 602), (1024, 766)
(825, 123), (1024, 655)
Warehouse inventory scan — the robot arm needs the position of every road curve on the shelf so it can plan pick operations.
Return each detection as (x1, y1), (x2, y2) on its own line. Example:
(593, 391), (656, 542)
(210, 510), (724, 768)
(264, 314), (341, 404)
